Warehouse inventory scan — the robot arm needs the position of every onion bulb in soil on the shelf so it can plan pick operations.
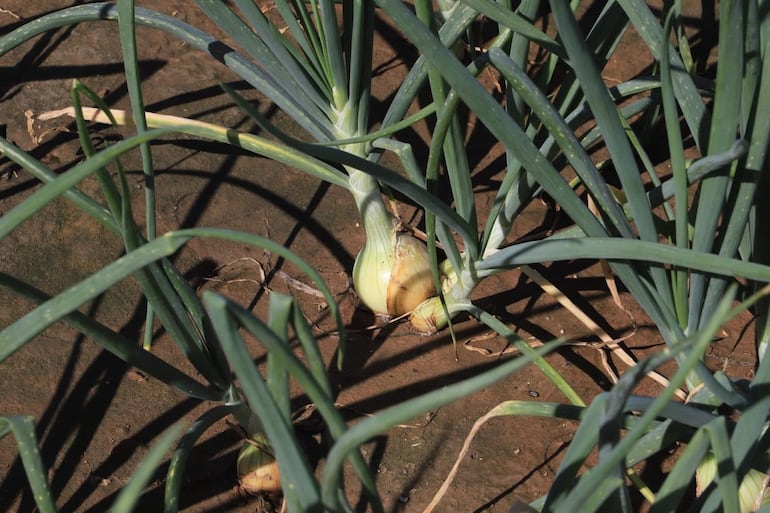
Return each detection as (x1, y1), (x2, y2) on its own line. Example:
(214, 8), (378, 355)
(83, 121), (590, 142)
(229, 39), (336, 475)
(353, 228), (436, 316)
(696, 451), (770, 513)
(237, 440), (281, 494)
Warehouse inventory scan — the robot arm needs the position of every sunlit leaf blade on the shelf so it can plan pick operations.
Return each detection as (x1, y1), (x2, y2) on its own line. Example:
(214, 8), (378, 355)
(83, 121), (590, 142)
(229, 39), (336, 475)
(0, 272), (220, 400)
(0, 232), (181, 363)
(650, 429), (710, 513)
(117, 0), (156, 237)
(616, 0), (709, 148)
(0, 128), (175, 241)
(707, 417), (741, 513)
(541, 395), (607, 511)
(0, 3), (336, 140)
(549, 2), (670, 313)
(0, 416), (56, 513)
(321, 339), (562, 505)
(233, 0), (332, 105)
(267, 293), (293, 422)
(376, 0), (601, 235)
(290, 298), (335, 398)
(687, 0), (746, 333)
(0, 137), (117, 231)
(202, 292), (382, 513)
(183, 0), (331, 138)
(562, 290), (740, 511)
(479, 237), (770, 284)
(375, 0), (676, 339)
(488, 47), (632, 238)
(202, 294), (321, 511)
(164, 406), (234, 513)
(0, 228), (345, 366)
(460, 0), (566, 59)
(467, 305), (584, 406)
(659, 6), (689, 325)
(110, 423), (185, 513)
(380, 3), (479, 129)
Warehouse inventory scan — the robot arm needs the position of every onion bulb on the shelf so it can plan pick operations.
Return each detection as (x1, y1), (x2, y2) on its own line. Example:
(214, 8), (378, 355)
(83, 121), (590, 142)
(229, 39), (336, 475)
(696, 451), (770, 513)
(237, 439), (281, 494)
(353, 228), (436, 316)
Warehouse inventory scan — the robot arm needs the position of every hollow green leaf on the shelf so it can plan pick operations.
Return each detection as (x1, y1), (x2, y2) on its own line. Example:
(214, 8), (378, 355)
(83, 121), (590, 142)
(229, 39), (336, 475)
(467, 304), (584, 406)
(561, 289), (740, 510)
(0, 128), (175, 241)
(164, 406), (234, 513)
(461, 0), (566, 59)
(650, 428), (711, 513)
(616, 0), (709, 148)
(290, 295), (335, 398)
(203, 294), (321, 511)
(549, 3), (666, 307)
(0, 228), (345, 366)
(488, 47), (632, 239)
(375, 0), (676, 341)
(687, 0), (747, 333)
(202, 292), (381, 513)
(230, 0), (332, 106)
(322, 338), (563, 505)
(110, 423), (185, 513)
(659, 5), (689, 325)
(0, 416), (56, 513)
(0, 3), (336, 140)
(479, 237), (770, 284)
(267, 293), (293, 423)
(0, 272), (220, 400)
(0, 137), (117, 231)
(380, 3), (480, 130)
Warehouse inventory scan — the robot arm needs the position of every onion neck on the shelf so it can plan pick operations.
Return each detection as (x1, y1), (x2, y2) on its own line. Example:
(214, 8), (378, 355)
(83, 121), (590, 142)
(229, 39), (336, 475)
(338, 117), (396, 252)
(336, 104), (398, 286)
(348, 168), (396, 252)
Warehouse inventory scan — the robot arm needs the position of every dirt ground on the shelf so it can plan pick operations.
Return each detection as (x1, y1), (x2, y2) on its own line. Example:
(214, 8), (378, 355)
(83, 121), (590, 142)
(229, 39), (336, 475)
(0, 2), (755, 513)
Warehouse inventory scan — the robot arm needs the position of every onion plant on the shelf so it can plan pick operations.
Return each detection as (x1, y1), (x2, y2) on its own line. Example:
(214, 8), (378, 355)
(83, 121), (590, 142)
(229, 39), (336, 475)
(3, 0), (770, 512)
(0, 58), (560, 513)
(0, 2), (565, 512)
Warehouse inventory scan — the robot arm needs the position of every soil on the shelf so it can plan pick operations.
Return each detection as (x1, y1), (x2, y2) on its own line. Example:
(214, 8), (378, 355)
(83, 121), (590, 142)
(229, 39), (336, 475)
(0, 2), (754, 513)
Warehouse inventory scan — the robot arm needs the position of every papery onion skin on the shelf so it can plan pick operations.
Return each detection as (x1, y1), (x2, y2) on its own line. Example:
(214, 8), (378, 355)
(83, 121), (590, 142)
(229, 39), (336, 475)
(353, 231), (436, 316)
(237, 442), (282, 494)
(409, 294), (471, 335)
(409, 296), (447, 335)
(386, 233), (436, 315)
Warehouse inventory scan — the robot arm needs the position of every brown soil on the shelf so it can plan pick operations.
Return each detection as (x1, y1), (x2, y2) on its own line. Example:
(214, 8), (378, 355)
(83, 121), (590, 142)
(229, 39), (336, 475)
(0, 2), (753, 513)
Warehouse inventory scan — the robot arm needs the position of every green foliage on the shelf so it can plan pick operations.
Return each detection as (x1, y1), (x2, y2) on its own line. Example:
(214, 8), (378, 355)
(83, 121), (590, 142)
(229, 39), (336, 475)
(2, 1), (770, 512)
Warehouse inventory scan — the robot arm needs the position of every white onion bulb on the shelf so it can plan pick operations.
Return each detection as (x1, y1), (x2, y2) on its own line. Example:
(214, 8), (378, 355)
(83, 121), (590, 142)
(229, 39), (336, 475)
(353, 229), (436, 316)
(696, 451), (770, 513)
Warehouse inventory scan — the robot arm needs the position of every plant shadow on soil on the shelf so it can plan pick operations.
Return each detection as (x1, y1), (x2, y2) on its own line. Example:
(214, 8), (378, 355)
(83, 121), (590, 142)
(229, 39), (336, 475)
(0, 2), (755, 513)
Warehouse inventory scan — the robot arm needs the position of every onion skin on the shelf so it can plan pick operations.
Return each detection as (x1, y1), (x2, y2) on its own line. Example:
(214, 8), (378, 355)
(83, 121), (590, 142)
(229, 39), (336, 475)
(237, 442), (282, 494)
(409, 296), (448, 334)
(696, 452), (770, 513)
(409, 295), (471, 335)
(386, 233), (436, 315)
(409, 262), (464, 334)
(353, 231), (436, 316)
